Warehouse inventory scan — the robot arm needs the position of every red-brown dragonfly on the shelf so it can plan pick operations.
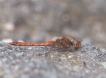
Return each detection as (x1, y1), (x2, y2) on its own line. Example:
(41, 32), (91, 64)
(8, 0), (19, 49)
(9, 37), (81, 50)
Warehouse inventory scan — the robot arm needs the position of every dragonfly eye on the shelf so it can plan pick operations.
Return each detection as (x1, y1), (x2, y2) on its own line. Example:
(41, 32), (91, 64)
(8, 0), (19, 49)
(73, 40), (81, 49)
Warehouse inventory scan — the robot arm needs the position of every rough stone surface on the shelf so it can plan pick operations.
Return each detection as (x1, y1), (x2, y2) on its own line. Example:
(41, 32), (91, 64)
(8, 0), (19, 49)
(0, 41), (106, 78)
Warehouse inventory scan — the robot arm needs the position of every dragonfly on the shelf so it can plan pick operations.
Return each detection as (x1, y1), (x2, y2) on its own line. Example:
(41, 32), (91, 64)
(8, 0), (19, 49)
(9, 37), (81, 50)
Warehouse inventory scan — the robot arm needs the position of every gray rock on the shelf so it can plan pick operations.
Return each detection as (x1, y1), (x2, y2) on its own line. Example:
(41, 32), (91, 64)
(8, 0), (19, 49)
(0, 42), (106, 78)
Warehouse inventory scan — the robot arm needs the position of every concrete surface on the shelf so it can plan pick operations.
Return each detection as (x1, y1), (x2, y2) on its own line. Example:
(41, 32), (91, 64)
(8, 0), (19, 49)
(0, 42), (106, 78)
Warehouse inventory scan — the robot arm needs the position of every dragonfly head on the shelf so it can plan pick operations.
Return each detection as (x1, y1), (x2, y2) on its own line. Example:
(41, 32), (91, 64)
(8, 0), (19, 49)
(72, 39), (81, 49)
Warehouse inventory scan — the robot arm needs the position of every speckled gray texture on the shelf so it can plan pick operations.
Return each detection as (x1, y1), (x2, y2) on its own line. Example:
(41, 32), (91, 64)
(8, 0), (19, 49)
(0, 42), (106, 78)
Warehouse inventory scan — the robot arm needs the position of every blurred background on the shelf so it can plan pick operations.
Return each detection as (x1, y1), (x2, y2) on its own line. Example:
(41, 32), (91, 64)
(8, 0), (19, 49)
(0, 0), (106, 48)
